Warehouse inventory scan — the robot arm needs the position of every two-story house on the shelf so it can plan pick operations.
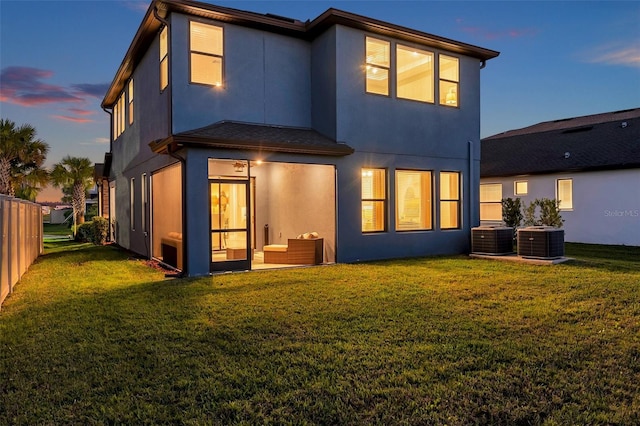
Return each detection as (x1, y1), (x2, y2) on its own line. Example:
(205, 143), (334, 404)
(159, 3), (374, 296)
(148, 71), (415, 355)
(100, 0), (499, 276)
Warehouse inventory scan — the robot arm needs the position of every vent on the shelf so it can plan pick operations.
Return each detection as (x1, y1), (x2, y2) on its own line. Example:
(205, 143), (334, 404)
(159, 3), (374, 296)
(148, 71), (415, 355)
(562, 126), (593, 134)
(472, 226), (514, 255)
(517, 227), (564, 259)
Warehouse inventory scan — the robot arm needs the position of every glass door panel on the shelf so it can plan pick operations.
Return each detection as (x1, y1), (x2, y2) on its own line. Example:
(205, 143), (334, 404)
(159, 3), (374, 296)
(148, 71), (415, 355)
(211, 181), (251, 271)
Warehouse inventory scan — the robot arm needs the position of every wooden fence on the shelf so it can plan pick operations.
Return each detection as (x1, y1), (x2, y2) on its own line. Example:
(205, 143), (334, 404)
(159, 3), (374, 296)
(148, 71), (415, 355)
(0, 195), (43, 310)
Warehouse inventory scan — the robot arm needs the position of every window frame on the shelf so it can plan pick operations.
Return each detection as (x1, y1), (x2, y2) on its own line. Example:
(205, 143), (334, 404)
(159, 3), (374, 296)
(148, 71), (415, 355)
(395, 169), (433, 231)
(189, 20), (224, 87)
(439, 54), (459, 107)
(127, 79), (134, 125)
(159, 26), (169, 91)
(395, 44), (434, 103)
(514, 180), (528, 196)
(365, 36), (391, 97)
(479, 183), (503, 221)
(130, 178), (136, 231)
(361, 168), (387, 233)
(556, 178), (573, 210)
(141, 173), (147, 233)
(439, 171), (461, 230)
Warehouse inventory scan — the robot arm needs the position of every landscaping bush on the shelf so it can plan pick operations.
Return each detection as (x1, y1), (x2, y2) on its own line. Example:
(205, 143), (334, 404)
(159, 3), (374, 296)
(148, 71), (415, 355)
(523, 198), (564, 227)
(75, 222), (93, 242)
(91, 216), (109, 245)
(501, 197), (523, 229)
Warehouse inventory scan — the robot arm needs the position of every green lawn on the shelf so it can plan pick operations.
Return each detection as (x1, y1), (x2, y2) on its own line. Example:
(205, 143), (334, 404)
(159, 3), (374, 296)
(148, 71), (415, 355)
(1, 242), (639, 424)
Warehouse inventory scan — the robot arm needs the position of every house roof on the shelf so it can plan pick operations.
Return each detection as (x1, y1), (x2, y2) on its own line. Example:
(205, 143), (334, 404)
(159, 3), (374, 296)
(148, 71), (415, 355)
(481, 108), (640, 178)
(102, 0), (499, 108)
(148, 121), (355, 156)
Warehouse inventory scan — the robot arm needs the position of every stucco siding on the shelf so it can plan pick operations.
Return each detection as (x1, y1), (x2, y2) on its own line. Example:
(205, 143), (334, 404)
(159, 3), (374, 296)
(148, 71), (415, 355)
(480, 169), (640, 246)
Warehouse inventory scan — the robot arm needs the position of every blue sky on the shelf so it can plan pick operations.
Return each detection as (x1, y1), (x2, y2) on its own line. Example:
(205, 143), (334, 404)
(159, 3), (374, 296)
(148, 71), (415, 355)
(1, 1), (639, 201)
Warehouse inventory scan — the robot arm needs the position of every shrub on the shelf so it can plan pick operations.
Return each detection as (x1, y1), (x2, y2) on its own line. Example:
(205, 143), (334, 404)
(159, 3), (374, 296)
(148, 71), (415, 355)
(501, 197), (523, 229)
(91, 216), (109, 245)
(75, 222), (93, 242)
(523, 198), (564, 228)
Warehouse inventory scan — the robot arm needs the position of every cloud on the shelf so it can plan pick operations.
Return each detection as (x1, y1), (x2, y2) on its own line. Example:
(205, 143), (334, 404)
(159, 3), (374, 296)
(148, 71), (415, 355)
(51, 115), (94, 123)
(0, 66), (83, 106)
(67, 108), (95, 116)
(94, 137), (110, 145)
(71, 83), (111, 98)
(121, 1), (151, 12)
(583, 43), (640, 68)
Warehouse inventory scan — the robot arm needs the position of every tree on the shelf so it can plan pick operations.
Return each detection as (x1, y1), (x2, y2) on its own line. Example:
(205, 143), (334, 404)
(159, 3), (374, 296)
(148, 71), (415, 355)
(0, 118), (50, 199)
(51, 156), (94, 225)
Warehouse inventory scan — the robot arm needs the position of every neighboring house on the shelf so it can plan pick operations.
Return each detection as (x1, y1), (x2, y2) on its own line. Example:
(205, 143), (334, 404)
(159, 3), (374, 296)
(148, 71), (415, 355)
(100, 0), (499, 276)
(480, 108), (640, 246)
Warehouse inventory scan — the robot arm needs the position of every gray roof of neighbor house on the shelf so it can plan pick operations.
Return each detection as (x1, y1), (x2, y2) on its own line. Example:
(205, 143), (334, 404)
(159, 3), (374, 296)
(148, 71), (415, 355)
(102, 0), (499, 108)
(149, 121), (355, 156)
(481, 108), (640, 178)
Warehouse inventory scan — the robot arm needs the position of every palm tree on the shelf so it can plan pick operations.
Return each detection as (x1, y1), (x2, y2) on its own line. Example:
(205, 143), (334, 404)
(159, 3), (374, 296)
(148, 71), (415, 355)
(51, 156), (94, 224)
(0, 118), (50, 198)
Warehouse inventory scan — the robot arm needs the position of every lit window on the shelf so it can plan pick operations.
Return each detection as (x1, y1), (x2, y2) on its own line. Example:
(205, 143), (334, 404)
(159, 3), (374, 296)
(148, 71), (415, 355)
(190, 21), (223, 87)
(557, 178), (573, 210)
(365, 37), (390, 96)
(396, 45), (434, 103)
(160, 26), (168, 90)
(130, 178), (135, 231)
(141, 173), (146, 233)
(515, 181), (528, 195)
(128, 79), (134, 125)
(440, 171), (460, 229)
(480, 183), (502, 221)
(113, 92), (125, 138)
(439, 55), (459, 107)
(362, 168), (386, 232)
(396, 170), (432, 230)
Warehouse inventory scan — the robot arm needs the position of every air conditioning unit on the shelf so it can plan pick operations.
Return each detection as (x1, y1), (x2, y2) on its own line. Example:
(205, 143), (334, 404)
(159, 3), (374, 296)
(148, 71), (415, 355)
(471, 226), (514, 255)
(517, 226), (564, 259)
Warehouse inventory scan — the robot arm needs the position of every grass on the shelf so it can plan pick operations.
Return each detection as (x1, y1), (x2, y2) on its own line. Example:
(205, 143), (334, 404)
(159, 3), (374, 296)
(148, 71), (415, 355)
(43, 223), (73, 239)
(1, 242), (639, 425)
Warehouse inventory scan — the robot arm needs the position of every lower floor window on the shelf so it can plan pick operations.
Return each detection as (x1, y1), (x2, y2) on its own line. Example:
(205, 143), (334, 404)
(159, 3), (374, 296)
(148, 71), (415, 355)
(362, 168), (386, 232)
(557, 178), (573, 210)
(440, 171), (460, 229)
(396, 170), (432, 230)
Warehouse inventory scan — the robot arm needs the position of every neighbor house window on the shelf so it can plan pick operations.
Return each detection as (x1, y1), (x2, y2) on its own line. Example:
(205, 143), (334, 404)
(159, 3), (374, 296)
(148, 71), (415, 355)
(128, 79), (134, 125)
(159, 26), (168, 90)
(396, 170), (432, 230)
(190, 21), (223, 87)
(480, 183), (502, 221)
(440, 171), (460, 229)
(130, 178), (135, 231)
(515, 180), (528, 195)
(396, 45), (434, 103)
(362, 168), (386, 232)
(365, 37), (390, 96)
(557, 178), (573, 210)
(439, 55), (459, 107)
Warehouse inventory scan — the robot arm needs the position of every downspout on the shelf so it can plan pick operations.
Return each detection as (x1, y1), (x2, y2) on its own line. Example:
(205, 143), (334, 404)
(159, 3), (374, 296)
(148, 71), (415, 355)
(480, 60), (487, 70)
(102, 106), (113, 153)
(153, 4), (172, 135)
(102, 106), (114, 241)
(469, 140), (475, 244)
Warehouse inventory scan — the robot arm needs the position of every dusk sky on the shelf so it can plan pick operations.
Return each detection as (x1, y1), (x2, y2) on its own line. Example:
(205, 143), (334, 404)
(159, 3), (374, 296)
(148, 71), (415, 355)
(1, 1), (639, 201)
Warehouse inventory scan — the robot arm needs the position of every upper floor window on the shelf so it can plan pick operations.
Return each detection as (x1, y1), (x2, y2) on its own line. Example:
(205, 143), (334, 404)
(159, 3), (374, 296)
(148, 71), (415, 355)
(365, 37), (390, 96)
(557, 178), (573, 210)
(439, 55), (459, 107)
(362, 168), (386, 232)
(515, 180), (528, 195)
(396, 170), (432, 231)
(190, 21), (223, 87)
(159, 26), (168, 90)
(396, 45), (434, 103)
(480, 183), (502, 221)
(440, 171), (460, 229)
(113, 92), (125, 139)
(127, 79), (134, 125)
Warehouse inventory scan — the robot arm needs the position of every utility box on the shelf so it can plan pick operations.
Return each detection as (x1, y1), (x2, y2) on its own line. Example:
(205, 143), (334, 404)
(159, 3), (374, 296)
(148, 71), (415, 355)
(471, 226), (514, 255)
(517, 226), (564, 259)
